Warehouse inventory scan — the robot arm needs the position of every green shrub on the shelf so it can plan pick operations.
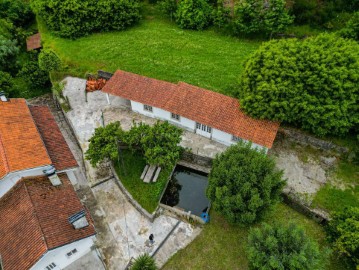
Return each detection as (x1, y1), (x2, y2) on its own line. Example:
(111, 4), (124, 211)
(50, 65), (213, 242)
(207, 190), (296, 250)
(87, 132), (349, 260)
(239, 33), (359, 137)
(327, 207), (359, 267)
(206, 142), (285, 224)
(175, 0), (213, 30)
(233, 0), (293, 37)
(31, 0), (141, 39)
(38, 49), (61, 72)
(0, 35), (19, 73)
(0, 71), (13, 95)
(248, 223), (327, 270)
(131, 254), (157, 270)
(159, 0), (178, 21)
(18, 57), (50, 89)
(0, 0), (34, 27)
(340, 12), (359, 41)
(212, 0), (231, 29)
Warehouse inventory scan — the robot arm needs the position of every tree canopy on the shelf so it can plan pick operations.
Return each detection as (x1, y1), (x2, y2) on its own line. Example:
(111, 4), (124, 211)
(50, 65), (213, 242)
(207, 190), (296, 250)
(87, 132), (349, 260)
(85, 121), (183, 168)
(248, 223), (326, 270)
(31, 0), (141, 39)
(340, 12), (359, 41)
(326, 207), (359, 267)
(233, 0), (293, 37)
(206, 142), (285, 224)
(239, 33), (359, 137)
(175, 0), (213, 30)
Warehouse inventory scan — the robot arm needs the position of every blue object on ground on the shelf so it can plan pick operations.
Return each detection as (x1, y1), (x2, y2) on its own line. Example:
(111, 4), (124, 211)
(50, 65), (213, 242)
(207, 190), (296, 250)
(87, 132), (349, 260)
(200, 212), (210, 223)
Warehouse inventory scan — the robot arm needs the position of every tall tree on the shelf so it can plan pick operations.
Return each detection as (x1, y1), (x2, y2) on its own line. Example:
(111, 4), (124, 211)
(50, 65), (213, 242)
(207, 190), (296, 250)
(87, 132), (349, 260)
(239, 33), (359, 136)
(248, 223), (327, 270)
(206, 142), (285, 224)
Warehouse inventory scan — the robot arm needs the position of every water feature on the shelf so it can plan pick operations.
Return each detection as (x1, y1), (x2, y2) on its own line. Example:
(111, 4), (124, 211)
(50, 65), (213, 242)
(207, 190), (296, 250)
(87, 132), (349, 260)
(161, 165), (210, 217)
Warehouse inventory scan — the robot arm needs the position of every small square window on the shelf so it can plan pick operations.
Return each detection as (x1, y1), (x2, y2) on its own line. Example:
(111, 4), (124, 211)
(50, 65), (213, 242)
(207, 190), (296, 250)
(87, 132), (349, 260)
(232, 135), (242, 142)
(45, 262), (56, 270)
(207, 126), (212, 133)
(171, 113), (180, 121)
(143, 104), (153, 112)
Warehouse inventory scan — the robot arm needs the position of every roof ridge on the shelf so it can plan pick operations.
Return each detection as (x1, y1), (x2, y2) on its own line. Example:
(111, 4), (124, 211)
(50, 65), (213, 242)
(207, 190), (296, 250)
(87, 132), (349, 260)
(26, 102), (52, 166)
(23, 180), (50, 251)
(0, 130), (10, 177)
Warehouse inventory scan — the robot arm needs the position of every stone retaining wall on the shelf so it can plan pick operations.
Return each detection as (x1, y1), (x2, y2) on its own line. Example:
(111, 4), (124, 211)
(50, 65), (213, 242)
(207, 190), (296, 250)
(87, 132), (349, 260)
(181, 151), (213, 167)
(279, 127), (348, 154)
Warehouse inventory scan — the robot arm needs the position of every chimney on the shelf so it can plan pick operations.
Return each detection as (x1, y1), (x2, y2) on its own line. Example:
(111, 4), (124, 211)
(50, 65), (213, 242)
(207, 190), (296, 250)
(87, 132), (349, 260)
(69, 210), (89, 229)
(0, 91), (7, 102)
(43, 165), (62, 186)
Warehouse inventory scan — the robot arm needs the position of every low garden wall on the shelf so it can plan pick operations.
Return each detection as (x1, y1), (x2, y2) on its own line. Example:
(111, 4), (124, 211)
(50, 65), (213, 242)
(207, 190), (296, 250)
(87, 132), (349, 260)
(279, 127), (348, 154)
(159, 203), (206, 224)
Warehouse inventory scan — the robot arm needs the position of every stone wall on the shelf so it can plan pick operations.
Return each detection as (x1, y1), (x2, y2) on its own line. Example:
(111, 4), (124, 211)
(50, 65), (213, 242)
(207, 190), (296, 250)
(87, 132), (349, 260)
(279, 127), (348, 154)
(181, 151), (213, 168)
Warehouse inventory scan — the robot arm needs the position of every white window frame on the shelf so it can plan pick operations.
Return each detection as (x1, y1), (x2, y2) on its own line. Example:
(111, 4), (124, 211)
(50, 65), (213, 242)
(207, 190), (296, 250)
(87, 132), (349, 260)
(66, 248), (78, 259)
(196, 122), (212, 133)
(45, 262), (56, 270)
(143, 104), (153, 112)
(232, 135), (242, 142)
(171, 113), (180, 121)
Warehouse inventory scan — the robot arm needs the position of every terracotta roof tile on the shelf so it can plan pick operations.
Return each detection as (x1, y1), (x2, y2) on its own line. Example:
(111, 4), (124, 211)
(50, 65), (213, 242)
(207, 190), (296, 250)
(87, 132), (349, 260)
(26, 33), (41, 51)
(29, 106), (78, 171)
(102, 70), (280, 148)
(0, 99), (51, 179)
(0, 174), (96, 270)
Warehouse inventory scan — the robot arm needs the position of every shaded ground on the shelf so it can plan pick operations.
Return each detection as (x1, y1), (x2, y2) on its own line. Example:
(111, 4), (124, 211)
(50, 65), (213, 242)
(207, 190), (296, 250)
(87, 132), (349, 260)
(64, 250), (105, 270)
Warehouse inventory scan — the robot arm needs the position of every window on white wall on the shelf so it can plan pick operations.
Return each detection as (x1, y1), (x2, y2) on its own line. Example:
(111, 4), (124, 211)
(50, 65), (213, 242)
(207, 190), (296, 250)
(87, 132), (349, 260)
(196, 122), (212, 133)
(143, 104), (153, 112)
(171, 113), (180, 121)
(66, 248), (78, 258)
(45, 262), (56, 270)
(232, 135), (242, 142)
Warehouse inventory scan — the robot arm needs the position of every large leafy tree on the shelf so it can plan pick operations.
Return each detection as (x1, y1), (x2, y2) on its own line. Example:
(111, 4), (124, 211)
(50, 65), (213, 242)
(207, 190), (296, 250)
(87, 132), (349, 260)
(239, 33), (359, 137)
(31, 0), (141, 39)
(175, 0), (213, 30)
(233, 0), (293, 37)
(86, 121), (183, 168)
(326, 207), (359, 267)
(0, 0), (34, 27)
(85, 122), (124, 167)
(248, 223), (326, 270)
(206, 142), (285, 224)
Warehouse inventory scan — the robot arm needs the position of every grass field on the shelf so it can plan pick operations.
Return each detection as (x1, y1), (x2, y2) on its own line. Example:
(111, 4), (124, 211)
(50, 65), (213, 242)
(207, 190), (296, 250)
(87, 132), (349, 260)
(163, 204), (350, 270)
(38, 4), (260, 96)
(113, 150), (172, 213)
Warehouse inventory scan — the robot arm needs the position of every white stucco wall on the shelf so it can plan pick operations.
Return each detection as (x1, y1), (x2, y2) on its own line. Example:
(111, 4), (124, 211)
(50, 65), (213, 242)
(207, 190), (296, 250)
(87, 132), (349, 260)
(107, 94), (131, 108)
(31, 236), (96, 270)
(0, 165), (53, 198)
(130, 101), (196, 132)
(129, 100), (268, 152)
(212, 128), (267, 152)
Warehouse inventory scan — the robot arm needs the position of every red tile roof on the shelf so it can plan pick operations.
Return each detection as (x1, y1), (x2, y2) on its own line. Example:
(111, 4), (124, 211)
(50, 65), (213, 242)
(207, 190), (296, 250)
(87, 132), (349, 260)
(0, 99), (51, 179)
(26, 33), (42, 51)
(102, 70), (280, 148)
(30, 106), (78, 171)
(0, 174), (96, 270)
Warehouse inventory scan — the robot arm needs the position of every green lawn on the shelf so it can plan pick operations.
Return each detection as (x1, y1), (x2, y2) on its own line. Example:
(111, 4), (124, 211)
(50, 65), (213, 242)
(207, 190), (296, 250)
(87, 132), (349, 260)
(163, 203), (349, 270)
(38, 4), (260, 96)
(113, 150), (172, 213)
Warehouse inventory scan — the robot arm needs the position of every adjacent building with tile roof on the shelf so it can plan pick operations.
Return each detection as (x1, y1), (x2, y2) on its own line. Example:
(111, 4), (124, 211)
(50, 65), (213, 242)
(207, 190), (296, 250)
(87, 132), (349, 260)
(102, 70), (280, 150)
(0, 174), (96, 270)
(0, 98), (78, 197)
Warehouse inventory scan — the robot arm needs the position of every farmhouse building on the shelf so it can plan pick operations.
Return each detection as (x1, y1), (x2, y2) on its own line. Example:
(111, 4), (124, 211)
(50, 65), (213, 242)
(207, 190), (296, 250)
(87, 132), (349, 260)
(0, 96), (98, 270)
(0, 174), (96, 270)
(0, 98), (78, 197)
(102, 70), (280, 151)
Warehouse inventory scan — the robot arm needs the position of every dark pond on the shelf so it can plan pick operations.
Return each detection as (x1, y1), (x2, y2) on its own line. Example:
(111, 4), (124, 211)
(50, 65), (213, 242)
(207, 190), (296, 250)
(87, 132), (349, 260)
(161, 165), (210, 216)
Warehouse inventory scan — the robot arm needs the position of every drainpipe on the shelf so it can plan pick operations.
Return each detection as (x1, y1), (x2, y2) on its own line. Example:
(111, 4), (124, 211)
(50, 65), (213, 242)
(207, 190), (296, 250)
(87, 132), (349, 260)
(106, 93), (110, 105)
